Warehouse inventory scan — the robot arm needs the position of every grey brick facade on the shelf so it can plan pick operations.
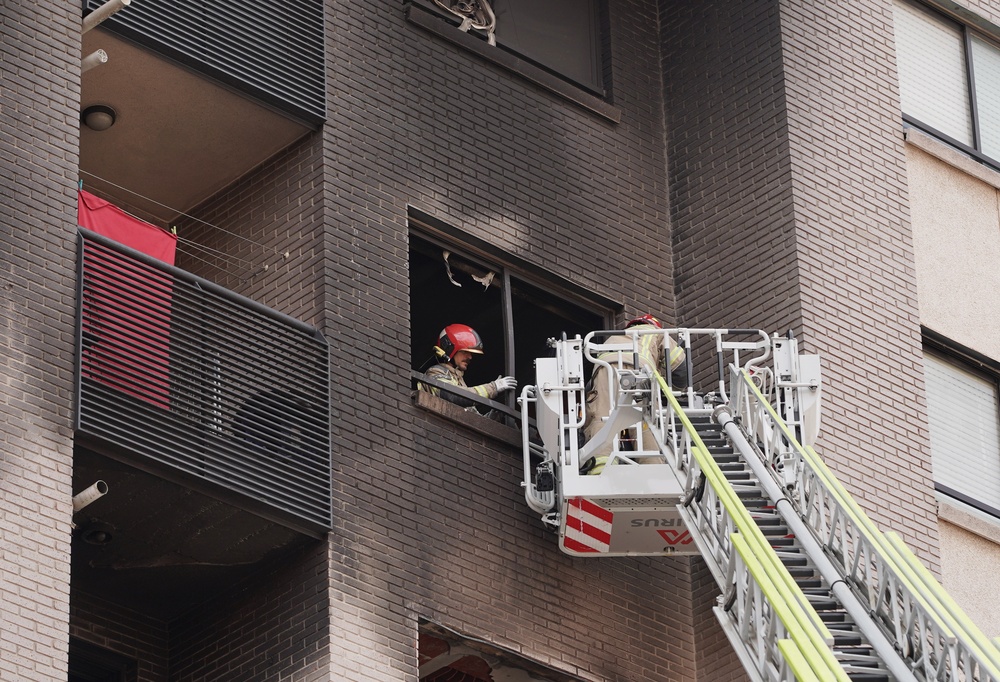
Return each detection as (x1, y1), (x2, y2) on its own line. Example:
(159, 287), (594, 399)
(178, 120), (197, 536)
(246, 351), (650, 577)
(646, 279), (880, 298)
(2, 4), (82, 682)
(0, 0), (954, 680)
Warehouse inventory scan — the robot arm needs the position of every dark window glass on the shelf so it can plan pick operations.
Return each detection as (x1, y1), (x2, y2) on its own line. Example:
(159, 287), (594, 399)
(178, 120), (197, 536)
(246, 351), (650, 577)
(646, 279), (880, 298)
(413, 0), (604, 94)
(492, 0), (603, 93)
(409, 232), (607, 409)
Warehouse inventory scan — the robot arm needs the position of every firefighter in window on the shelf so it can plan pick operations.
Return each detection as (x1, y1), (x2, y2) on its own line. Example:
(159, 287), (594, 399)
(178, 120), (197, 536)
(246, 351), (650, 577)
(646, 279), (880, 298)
(418, 324), (517, 412)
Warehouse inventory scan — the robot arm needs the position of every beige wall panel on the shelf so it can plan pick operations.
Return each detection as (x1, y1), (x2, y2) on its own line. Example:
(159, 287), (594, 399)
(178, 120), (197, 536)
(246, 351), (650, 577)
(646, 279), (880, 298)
(907, 142), (1000, 359)
(939, 517), (1000, 638)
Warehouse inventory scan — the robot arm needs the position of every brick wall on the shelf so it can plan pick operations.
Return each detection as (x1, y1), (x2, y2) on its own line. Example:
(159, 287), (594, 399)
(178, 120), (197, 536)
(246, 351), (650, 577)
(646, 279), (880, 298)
(0, 0), (956, 679)
(691, 560), (746, 681)
(660, 4), (793, 677)
(0, 5), (81, 681)
(174, 134), (326, 328)
(662, 0), (799, 333)
(317, 0), (709, 680)
(70, 593), (170, 681)
(169, 542), (330, 682)
(777, 0), (939, 567)
(661, 0), (939, 570)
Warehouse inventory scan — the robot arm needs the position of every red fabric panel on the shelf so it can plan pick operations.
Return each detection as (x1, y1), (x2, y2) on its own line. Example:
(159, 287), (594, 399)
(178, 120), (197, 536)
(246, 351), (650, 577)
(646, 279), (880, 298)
(78, 191), (178, 408)
(77, 190), (177, 264)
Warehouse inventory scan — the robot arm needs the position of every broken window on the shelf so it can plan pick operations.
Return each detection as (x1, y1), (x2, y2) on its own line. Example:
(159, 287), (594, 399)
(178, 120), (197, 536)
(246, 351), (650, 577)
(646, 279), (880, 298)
(409, 216), (610, 421)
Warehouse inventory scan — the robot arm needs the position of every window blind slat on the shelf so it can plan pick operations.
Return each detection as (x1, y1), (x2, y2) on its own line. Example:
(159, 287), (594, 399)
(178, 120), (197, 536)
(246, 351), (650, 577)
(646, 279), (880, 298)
(924, 352), (1000, 509)
(894, 0), (973, 146)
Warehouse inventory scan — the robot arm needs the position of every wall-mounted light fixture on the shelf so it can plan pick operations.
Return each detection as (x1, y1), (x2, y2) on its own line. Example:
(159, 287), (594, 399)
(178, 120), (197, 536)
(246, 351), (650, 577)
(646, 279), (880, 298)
(79, 520), (115, 545)
(81, 105), (117, 132)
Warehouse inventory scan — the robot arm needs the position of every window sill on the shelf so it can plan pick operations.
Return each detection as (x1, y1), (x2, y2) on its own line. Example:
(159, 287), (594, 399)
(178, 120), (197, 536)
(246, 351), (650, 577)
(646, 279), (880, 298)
(405, 4), (621, 124)
(937, 492), (1000, 545)
(412, 390), (522, 448)
(904, 124), (1000, 191)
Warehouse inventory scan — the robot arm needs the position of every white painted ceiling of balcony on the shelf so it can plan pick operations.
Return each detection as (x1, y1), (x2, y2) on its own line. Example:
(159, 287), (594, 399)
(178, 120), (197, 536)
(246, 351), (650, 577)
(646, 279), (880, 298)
(80, 28), (310, 226)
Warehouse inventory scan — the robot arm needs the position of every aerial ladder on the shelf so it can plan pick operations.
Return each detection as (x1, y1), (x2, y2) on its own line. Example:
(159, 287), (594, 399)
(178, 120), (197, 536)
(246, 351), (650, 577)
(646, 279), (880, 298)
(519, 327), (1000, 682)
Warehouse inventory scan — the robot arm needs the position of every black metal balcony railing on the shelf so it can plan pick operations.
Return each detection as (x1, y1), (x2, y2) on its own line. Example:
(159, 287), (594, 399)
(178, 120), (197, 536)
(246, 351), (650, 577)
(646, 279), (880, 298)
(75, 228), (332, 533)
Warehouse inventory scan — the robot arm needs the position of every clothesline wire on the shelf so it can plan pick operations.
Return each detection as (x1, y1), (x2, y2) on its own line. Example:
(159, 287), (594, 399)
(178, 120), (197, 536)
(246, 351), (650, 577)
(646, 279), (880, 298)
(178, 245), (263, 281)
(78, 170), (285, 258)
(176, 237), (255, 269)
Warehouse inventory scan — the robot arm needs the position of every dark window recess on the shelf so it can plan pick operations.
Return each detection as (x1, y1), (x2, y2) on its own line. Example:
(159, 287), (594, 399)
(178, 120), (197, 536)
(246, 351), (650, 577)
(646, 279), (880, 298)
(82, 0), (326, 124)
(419, 620), (583, 681)
(411, 0), (604, 95)
(69, 639), (135, 682)
(410, 230), (608, 416)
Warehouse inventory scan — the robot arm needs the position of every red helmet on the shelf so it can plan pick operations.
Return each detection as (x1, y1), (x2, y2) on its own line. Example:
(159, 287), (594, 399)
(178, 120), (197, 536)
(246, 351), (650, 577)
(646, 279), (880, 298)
(436, 324), (485, 361)
(626, 314), (662, 329)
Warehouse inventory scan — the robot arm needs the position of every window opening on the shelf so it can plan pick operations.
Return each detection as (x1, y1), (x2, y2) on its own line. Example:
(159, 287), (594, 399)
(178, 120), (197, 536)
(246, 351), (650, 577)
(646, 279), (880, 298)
(410, 0), (605, 95)
(418, 620), (582, 681)
(895, 0), (1000, 168)
(923, 337), (1000, 518)
(410, 229), (608, 423)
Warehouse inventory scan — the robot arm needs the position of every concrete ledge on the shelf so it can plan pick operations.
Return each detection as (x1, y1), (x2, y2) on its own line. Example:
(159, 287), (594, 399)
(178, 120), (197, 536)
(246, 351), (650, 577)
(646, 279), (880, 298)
(412, 390), (522, 448)
(937, 492), (1000, 544)
(905, 125), (1000, 190)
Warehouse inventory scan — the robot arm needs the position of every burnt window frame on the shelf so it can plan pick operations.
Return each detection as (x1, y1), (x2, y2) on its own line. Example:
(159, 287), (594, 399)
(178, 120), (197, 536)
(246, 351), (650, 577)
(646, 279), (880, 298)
(418, 619), (584, 681)
(404, 0), (619, 122)
(409, 208), (616, 427)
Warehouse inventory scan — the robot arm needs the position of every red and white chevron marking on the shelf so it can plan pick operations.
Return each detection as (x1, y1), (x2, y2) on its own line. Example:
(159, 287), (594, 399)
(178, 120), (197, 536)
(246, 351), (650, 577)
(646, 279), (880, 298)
(563, 497), (613, 553)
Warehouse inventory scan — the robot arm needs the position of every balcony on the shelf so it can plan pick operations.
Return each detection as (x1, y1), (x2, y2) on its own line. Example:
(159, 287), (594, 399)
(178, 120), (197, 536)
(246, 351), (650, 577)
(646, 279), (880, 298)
(75, 226), (331, 530)
(80, 0), (324, 225)
(73, 1), (331, 620)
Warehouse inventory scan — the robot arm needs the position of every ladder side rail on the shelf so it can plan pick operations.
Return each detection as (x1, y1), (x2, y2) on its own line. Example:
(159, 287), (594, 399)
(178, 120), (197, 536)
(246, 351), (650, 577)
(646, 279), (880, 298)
(733, 372), (942, 677)
(884, 529), (1000, 682)
(658, 377), (849, 682)
(733, 367), (1000, 681)
(715, 401), (919, 682)
(676, 469), (839, 682)
(732, 533), (828, 682)
(800, 444), (1000, 681)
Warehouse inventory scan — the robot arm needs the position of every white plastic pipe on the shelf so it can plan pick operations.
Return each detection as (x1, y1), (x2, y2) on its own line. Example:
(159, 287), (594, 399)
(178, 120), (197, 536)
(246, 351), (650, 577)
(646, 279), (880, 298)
(73, 480), (109, 512)
(81, 49), (108, 73)
(82, 0), (131, 34)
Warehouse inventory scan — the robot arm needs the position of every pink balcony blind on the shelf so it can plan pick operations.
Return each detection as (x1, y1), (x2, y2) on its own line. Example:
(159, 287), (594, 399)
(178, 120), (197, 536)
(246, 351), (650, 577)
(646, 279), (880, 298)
(78, 190), (178, 408)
